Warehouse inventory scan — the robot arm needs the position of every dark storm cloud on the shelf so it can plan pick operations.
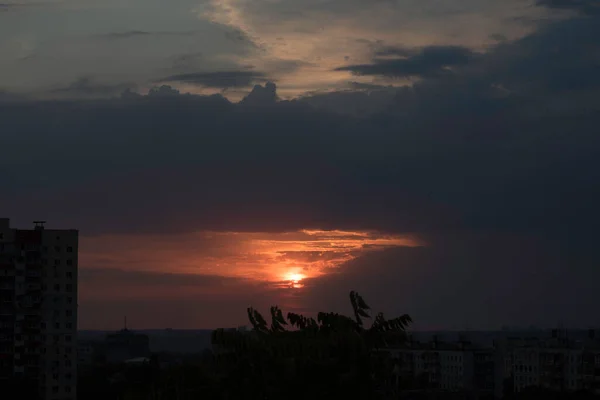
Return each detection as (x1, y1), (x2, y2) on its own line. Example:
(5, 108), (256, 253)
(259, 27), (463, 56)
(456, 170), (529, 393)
(157, 70), (267, 88)
(0, 88), (456, 235)
(501, 17), (600, 94)
(537, 0), (600, 15)
(1, 10), (599, 244)
(335, 45), (476, 78)
(298, 87), (397, 116)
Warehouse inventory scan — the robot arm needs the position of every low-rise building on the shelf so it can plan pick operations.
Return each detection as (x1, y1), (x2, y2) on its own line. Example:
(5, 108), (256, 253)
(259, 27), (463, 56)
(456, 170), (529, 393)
(385, 337), (504, 398)
(500, 329), (600, 395)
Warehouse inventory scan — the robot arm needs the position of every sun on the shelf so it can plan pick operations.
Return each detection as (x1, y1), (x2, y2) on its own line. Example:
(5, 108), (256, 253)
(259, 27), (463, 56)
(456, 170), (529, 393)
(286, 272), (305, 284)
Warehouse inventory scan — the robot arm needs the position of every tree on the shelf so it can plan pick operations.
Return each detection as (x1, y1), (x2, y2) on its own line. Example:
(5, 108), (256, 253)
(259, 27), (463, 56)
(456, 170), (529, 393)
(211, 290), (412, 400)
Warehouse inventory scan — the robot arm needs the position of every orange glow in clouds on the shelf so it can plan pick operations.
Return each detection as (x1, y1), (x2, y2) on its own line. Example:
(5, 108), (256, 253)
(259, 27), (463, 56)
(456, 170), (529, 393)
(286, 273), (305, 283)
(283, 271), (306, 289)
(79, 229), (422, 293)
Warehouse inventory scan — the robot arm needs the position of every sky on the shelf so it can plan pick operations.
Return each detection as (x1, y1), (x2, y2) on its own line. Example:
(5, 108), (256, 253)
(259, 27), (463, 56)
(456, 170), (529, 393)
(1, 0), (600, 330)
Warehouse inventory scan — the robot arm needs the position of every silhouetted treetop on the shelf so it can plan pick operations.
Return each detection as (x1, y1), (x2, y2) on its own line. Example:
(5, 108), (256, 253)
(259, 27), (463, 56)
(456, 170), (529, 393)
(211, 290), (413, 400)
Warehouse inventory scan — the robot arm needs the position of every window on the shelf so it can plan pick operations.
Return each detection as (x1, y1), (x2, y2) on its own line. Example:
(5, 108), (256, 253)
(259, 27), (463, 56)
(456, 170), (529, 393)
(66, 246), (73, 253)
(54, 259), (60, 266)
(65, 347), (72, 354)
(52, 386), (58, 393)
(66, 260), (72, 266)
(65, 335), (72, 342)
(54, 246), (60, 252)
(65, 360), (71, 367)
(54, 284), (60, 291)
(67, 297), (73, 304)
(66, 284), (73, 292)
(65, 386), (71, 393)
(66, 310), (72, 317)
(66, 271), (73, 278)
(55, 323), (60, 329)
(66, 322), (72, 329)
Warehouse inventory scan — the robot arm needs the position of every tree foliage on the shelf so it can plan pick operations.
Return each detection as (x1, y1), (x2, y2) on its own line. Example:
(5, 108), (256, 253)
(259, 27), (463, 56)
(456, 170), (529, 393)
(211, 290), (412, 400)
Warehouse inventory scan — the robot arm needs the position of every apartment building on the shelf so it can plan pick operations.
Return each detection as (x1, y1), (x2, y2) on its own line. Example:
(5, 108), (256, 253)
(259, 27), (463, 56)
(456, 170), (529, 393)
(77, 341), (95, 368)
(500, 330), (600, 395)
(385, 332), (600, 399)
(385, 338), (504, 399)
(0, 218), (78, 400)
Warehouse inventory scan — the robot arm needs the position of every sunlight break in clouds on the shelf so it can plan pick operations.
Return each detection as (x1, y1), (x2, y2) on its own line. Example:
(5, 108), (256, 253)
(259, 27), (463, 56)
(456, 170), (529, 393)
(80, 229), (421, 285)
(197, 0), (552, 97)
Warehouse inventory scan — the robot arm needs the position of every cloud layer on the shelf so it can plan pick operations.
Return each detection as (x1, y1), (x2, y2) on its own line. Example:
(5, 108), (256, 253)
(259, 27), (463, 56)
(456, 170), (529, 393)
(1, 0), (554, 97)
(2, 0), (600, 329)
(336, 46), (477, 79)
(158, 70), (266, 88)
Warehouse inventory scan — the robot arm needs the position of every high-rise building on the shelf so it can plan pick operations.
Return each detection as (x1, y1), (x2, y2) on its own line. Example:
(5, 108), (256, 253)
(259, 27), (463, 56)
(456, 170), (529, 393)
(0, 218), (78, 400)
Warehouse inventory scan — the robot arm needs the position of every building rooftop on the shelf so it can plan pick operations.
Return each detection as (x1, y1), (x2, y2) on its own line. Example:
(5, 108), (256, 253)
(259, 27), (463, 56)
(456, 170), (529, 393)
(0, 217), (78, 232)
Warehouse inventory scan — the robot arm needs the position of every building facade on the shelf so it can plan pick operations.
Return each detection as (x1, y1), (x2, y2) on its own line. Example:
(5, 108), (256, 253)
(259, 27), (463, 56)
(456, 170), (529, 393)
(383, 330), (600, 399)
(0, 218), (78, 400)
(501, 330), (600, 396)
(386, 338), (504, 399)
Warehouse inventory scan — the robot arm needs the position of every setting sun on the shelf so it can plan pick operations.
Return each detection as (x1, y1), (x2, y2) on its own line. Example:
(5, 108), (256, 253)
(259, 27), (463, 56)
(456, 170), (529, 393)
(286, 272), (305, 283)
